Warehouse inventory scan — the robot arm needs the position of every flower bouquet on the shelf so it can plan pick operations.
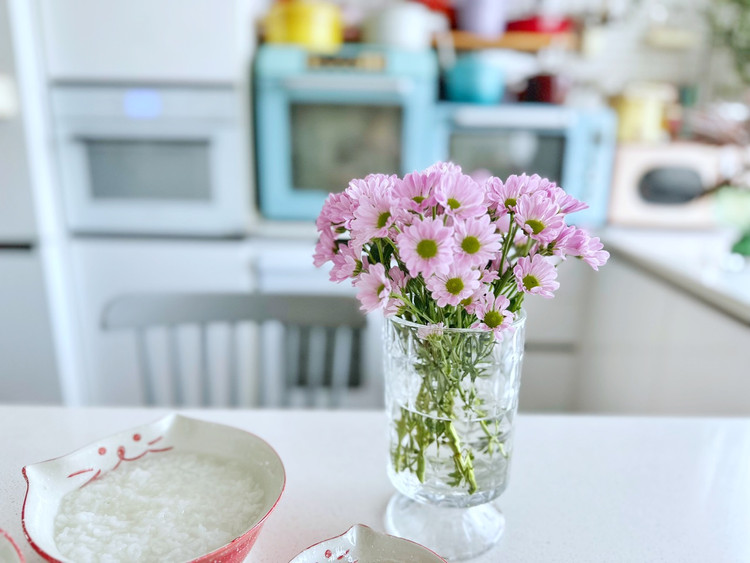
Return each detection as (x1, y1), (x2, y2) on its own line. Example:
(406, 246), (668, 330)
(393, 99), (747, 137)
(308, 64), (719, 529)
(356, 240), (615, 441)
(314, 162), (608, 559)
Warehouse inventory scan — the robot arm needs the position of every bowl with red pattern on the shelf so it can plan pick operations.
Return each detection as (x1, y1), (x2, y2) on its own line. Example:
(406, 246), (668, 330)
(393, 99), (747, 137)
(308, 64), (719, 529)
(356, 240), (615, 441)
(22, 414), (285, 563)
(0, 528), (24, 562)
(289, 524), (447, 563)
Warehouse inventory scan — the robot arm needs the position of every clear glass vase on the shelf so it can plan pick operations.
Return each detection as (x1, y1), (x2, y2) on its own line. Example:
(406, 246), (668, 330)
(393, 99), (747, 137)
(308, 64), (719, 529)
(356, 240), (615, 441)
(382, 312), (526, 561)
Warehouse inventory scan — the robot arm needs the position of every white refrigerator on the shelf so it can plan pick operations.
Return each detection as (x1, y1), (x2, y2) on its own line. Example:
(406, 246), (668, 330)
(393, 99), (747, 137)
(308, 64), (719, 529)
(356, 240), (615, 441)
(0, 0), (60, 403)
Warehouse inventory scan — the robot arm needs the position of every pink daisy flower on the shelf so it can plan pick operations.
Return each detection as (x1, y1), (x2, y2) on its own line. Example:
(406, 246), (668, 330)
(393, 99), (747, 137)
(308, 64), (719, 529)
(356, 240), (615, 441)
(426, 266), (481, 308)
(317, 191), (356, 231)
(354, 263), (391, 313)
(472, 293), (514, 340)
(486, 174), (531, 215)
(313, 228), (338, 268)
(350, 177), (398, 246)
(579, 235), (610, 271)
(459, 284), (490, 315)
(351, 193), (395, 246)
(329, 242), (363, 283)
(383, 266), (410, 316)
(393, 170), (440, 213)
(435, 173), (486, 219)
(424, 161), (463, 176)
(543, 183), (588, 215)
(550, 225), (588, 258)
(514, 254), (560, 298)
(417, 322), (445, 339)
(514, 193), (565, 244)
(396, 216), (454, 278)
(550, 226), (609, 270)
(454, 215), (503, 268)
(494, 214), (528, 246)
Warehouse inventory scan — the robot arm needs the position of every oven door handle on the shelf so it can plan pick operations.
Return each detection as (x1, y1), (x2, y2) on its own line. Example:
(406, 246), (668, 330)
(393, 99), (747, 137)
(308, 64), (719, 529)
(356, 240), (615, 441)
(282, 76), (412, 95)
(452, 107), (573, 129)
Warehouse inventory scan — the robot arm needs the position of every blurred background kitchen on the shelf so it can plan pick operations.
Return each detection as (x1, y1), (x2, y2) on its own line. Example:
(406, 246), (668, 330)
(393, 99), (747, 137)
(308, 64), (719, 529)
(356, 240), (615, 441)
(1, 0), (749, 413)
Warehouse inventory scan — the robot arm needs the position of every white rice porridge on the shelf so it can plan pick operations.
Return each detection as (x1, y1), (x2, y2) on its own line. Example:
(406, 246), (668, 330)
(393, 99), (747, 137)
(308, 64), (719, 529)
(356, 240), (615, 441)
(54, 451), (264, 562)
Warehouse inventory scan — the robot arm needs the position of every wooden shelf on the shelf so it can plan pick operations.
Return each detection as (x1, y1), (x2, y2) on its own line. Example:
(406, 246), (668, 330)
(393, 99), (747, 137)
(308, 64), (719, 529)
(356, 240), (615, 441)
(438, 30), (578, 52)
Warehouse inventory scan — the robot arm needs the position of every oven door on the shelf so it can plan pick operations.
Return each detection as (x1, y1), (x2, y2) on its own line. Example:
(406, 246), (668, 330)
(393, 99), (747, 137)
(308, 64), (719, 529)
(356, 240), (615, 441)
(54, 89), (248, 237)
(255, 74), (435, 221)
(434, 104), (616, 226)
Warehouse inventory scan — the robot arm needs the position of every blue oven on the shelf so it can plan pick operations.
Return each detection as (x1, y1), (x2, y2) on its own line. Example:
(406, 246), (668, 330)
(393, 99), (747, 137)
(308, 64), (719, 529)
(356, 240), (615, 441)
(433, 103), (617, 226)
(254, 44), (437, 221)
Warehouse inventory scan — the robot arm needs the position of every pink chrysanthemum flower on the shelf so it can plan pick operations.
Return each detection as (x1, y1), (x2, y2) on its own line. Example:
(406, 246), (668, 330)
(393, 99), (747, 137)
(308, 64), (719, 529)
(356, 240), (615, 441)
(396, 217), (454, 278)
(459, 284), (490, 315)
(383, 266), (410, 316)
(350, 175), (398, 246)
(354, 263), (391, 313)
(514, 254), (560, 298)
(317, 191), (356, 231)
(313, 228), (338, 267)
(394, 170), (440, 213)
(550, 225), (588, 258)
(579, 235), (610, 271)
(479, 268), (499, 284)
(346, 173), (396, 200)
(472, 293), (514, 340)
(543, 183), (588, 215)
(550, 226), (609, 270)
(435, 173), (486, 219)
(514, 193), (565, 244)
(329, 242), (363, 283)
(426, 266), (481, 308)
(351, 191), (396, 246)
(486, 174), (531, 215)
(425, 161), (463, 176)
(454, 215), (503, 268)
(417, 322), (445, 339)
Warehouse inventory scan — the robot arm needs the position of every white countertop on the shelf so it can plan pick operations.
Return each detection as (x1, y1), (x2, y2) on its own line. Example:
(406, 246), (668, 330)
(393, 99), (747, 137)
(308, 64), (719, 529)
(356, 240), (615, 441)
(1, 407), (749, 562)
(601, 227), (750, 325)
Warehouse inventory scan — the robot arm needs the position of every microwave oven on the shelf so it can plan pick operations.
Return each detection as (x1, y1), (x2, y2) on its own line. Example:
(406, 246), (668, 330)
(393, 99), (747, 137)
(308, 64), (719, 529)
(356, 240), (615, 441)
(254, 44), (437, 221)
(52, 85), (249, 237)
(433, 103), (617, 226)
(608, 142), (741, 228)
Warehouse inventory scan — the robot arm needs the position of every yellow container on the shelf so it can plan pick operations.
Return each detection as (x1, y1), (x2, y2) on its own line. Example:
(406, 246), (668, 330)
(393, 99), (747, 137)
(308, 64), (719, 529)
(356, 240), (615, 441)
(265, 1), (343, 53)
(611, 82), (677, 142)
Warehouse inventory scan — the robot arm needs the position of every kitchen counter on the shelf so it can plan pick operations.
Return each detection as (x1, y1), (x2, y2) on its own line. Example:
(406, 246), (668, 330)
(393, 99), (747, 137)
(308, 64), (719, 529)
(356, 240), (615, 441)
(601, 227), (750, 326)
(2, 407), (749, 562)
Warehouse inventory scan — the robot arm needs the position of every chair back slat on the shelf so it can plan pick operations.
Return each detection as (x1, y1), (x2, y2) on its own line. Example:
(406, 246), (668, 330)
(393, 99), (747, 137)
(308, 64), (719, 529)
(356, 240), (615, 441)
(227, 322), (240, 408)
(282, 324), (300, 408)
(102, 292), (370, 408)
(167, 327), (184, 406)
(328, 327), (351, 408)
(135, 328), (155, 406)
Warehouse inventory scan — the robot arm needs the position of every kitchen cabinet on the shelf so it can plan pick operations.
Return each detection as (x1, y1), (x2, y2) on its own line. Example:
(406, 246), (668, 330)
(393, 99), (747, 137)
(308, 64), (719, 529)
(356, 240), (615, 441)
(577, 257), (750, 415)
(519, 262), (592, 411)
(38, 0), (252, 83)
(0, 250), (60, 403)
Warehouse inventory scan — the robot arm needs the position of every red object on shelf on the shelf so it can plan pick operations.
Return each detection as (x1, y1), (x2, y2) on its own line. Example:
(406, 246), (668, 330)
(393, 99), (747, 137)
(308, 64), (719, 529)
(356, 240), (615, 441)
(409, 0), (456, 26)
(506, 15), (574, 33)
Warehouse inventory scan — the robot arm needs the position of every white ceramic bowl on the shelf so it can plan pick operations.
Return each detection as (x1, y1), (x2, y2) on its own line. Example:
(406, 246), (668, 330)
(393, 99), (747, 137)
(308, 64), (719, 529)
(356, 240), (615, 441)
(22, 414), (285, 563)
(290, 524), (447, 563)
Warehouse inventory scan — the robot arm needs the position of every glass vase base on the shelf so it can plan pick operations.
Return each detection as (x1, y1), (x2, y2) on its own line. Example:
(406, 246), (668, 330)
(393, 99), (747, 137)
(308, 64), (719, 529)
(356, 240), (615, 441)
(384, 493), (504, 561)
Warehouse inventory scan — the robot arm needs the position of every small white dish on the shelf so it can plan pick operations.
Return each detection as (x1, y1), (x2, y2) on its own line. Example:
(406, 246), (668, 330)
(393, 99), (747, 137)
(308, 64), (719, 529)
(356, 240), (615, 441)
(22, 414), (285, 563)
(0, 528), (24, 563)
(289, 524), (447, 563)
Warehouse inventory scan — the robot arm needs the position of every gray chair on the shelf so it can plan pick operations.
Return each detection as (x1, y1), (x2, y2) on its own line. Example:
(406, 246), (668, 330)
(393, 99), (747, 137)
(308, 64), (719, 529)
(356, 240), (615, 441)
(101, 292), (368, 408)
